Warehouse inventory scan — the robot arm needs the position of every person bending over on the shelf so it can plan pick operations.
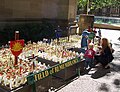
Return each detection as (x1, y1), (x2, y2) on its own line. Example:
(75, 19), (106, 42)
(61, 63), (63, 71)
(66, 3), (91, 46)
(94, 38), (114, 69)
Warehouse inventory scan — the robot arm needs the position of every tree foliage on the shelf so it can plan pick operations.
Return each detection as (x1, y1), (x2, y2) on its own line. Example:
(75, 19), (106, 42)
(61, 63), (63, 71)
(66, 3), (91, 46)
(77, 0), (120, 13)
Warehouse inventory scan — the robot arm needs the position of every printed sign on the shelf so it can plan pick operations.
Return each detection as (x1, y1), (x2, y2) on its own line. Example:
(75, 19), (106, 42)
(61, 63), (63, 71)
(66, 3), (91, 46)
(27, 58), (78, 84)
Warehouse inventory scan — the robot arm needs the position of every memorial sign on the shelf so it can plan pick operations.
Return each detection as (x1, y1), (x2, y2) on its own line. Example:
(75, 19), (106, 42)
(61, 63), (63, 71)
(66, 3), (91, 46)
(27, 58), (78, 84)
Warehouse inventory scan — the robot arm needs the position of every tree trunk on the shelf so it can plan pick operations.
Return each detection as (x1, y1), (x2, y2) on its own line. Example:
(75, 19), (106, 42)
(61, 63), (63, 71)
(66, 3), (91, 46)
(106, 7), (110, 17)
(119, 6), (120, 17)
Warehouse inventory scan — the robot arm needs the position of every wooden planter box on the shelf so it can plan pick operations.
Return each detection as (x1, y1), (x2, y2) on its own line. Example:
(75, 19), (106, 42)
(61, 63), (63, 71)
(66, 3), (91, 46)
(37, 57), (58, 67)
(37, 57), (80, 81)
(53, 61), (80, 80)
(0, 75), (52, 92)
(68, 48), (85, 73)
(0, 57), (80, 92)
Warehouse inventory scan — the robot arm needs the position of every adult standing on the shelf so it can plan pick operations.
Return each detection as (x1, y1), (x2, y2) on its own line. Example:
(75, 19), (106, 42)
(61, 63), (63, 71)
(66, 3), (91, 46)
(56, 25), (62, 38)
(55, 25), (62, 44)
(81, 29), (89, 48)
(80, 29), (90, 54)
(88, 28), (95, 44)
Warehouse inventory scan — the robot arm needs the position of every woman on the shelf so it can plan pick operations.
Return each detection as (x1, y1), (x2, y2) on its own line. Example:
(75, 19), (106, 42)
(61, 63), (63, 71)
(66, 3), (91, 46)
(95, 38), (114, 69)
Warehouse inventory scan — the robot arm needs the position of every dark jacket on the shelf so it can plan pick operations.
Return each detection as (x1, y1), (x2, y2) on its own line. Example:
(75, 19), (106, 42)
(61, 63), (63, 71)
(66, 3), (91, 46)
(101, 46), (114, 63)
(95, 46), (114, 66)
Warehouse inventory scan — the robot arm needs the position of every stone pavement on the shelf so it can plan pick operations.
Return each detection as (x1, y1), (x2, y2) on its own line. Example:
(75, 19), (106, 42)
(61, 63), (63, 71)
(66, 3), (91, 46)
(57, 29), (120, 92)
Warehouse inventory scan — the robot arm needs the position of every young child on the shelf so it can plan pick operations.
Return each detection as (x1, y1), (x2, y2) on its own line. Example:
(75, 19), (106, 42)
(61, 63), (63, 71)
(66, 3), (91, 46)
(84, 43), (95, 69)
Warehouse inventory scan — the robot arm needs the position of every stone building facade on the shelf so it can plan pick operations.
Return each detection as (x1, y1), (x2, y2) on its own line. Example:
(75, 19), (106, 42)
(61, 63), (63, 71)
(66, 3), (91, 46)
(0, 0), (77, 45)
(0, 0), (77, 21)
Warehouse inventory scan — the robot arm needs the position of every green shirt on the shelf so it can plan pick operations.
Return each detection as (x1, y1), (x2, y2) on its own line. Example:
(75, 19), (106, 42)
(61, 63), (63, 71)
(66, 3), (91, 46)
(88, 32), (95, 40)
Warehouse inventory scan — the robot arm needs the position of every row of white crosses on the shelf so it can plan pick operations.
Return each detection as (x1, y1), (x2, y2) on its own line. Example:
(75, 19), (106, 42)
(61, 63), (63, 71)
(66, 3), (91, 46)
(0, 35), (81, 89)
(1, 72), (26, 89)
(20, 41), (80, 63)
(0, 47), (48, 89)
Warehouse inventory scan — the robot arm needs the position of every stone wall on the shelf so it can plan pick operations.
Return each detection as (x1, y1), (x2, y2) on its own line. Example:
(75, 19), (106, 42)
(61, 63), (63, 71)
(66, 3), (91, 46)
(0, 0), (77, 20)
(0, 0), (77, 45)
(68, 0), (77, 21)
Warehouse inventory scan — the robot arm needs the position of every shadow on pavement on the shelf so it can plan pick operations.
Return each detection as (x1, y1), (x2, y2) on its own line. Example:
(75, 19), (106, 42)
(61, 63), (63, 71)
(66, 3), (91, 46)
(113, 43), (120, 61)
(113, 79), (120, 88)
(80, 68), (92, 75)
(110, 63), (120, 73)
(98, 83), (110, 92)
(113, 51), (120, 61)
(91, 67), (111, 79)
(107, 42), (120, 72)
(51, 75), (79, 91)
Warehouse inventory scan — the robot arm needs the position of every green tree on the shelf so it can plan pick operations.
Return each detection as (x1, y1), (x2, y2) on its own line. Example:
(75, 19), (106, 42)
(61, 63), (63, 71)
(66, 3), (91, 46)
(77, 0), (120, 14)
(77, 0), (88, 14)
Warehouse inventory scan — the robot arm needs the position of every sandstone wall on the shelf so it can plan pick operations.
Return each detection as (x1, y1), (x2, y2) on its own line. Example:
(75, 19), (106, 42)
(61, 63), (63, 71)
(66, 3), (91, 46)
(0, 0), (77, 20)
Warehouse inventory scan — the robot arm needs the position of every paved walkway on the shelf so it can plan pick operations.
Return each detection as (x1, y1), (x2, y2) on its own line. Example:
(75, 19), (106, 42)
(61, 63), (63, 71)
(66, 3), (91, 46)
(58, 29), (120, 92)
